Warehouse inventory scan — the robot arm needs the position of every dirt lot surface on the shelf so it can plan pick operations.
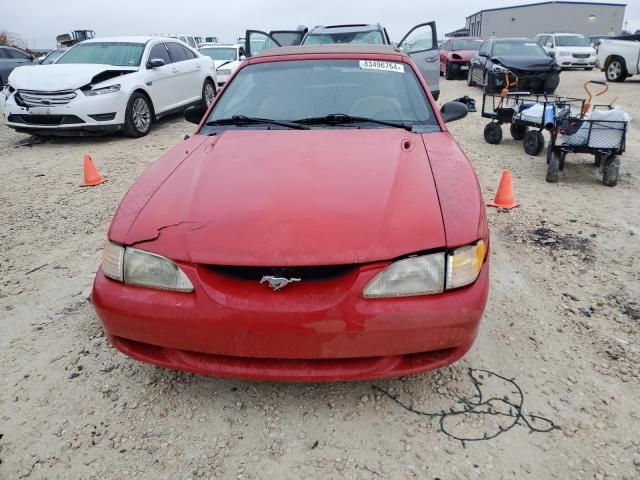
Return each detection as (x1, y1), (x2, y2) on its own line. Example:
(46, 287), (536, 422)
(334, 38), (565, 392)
(1, 70), (639, 480)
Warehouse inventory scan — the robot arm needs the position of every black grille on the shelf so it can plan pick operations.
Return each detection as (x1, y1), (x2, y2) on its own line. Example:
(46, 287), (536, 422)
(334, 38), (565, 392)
(8, 114), (84, 126)
(573, 53), (590, 59)
(210, 265), (356, 282)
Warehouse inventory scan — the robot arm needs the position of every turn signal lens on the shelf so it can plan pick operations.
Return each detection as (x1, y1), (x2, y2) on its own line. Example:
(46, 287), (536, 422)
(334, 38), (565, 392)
(102, 242), (124, 282)
(446, 240), (486, 290)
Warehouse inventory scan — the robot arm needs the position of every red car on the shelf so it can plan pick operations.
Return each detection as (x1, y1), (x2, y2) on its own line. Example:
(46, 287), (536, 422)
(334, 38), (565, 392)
(93, 45), (489, 382)
(439, 37), (483, 80)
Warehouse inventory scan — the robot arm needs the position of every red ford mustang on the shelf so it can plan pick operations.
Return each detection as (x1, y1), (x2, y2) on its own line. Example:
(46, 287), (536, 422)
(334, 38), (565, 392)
(93, 45), (489, 382)
(439, 37), (483, 80)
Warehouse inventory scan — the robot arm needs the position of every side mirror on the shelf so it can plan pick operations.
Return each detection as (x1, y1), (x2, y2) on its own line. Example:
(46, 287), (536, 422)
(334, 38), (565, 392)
(184, 104), (207, 125)
(239, 55), (246, 61)
(478, 51), (488, 58)
(548, 51), (556, 58)
(147, 58), (165, 69)
(440, 101), (468, 123)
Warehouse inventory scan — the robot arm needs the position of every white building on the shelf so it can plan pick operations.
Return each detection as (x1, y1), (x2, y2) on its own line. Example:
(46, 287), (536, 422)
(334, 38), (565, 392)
(465, 1), (626, 39)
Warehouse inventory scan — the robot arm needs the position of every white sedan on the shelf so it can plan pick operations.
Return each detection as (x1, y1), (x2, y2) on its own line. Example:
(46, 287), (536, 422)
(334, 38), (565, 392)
(198, 44), (245, 86)
(0, 36), (217, 137)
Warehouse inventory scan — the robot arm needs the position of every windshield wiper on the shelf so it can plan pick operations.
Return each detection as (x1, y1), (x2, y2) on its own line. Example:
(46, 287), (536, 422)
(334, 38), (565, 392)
(206, 115), (309, 130)
(293, 113), (414, 131)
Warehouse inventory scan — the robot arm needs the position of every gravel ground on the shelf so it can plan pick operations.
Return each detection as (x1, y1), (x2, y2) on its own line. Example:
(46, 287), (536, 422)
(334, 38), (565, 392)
(1, 70), (639, 480)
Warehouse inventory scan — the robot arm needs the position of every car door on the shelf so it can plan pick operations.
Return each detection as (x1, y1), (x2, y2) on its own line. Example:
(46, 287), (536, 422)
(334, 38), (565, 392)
(472, 40), (490, 83)
(180, 45), (206, 102)
(244, 30), (305, 57)
(144, 42), (178, 113)
(397, 22), (439, 97)
(0, 47), (32, 84)
(166, 42), (201, 107)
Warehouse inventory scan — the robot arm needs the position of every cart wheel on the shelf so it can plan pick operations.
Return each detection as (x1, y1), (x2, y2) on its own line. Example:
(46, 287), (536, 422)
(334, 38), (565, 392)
(510, 124), (528, 141)
(523, 130), (545, 156)
(602, 156), (620, 187)
(559, 153), (566, 172)
(546, 150), (560, 183)
(484, 123), (502, 145)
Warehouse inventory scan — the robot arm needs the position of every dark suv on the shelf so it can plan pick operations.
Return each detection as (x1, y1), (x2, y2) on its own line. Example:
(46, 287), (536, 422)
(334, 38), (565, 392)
(0, 46), (34, 86)
(245, 22), (441, 100)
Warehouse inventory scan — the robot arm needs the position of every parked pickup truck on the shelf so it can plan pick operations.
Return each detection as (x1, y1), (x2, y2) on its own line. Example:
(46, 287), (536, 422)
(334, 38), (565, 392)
(597, 34), (640, 82)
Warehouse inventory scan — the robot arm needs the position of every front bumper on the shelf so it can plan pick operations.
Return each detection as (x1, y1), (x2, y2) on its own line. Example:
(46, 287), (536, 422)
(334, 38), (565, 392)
(488, 70), (560, 94)
(93, 261), (489, 382)
(558, 56), (596, 68)
(1, 88), (126, 135)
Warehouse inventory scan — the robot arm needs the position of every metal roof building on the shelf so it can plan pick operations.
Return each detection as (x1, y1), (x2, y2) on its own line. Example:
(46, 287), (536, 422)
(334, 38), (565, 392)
(465, 1), (626, 39)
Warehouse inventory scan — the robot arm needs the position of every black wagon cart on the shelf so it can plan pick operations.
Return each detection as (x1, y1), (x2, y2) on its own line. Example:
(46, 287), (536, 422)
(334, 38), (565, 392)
(481, 71), (584, 156)
(546, 106), (628, 186)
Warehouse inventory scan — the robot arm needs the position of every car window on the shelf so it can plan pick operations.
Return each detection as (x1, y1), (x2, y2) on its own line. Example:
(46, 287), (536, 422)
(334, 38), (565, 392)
(303, 31), (385, 45)
(200, 47), (238, 61)
(56, 42), (145, 66)
(399, 25), (435, 53)
(182, 45), (197, 59)
(166, 42), (189, 62)
(545, 37), (554, 48)
(493, 41), (547, 57)
(205, 59), (439, 130)
(555, 35), (590, 47)
(479, 42), (490, 56)
(149, 43), (172, 65)
(0, 48), (10, 59)
(452, 39), (483, 51)
(7, 49), (31, 60)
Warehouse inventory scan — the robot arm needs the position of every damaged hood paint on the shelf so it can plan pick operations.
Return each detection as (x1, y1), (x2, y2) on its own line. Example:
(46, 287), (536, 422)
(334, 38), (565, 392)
(8, 64), (137, 91)
(122, 130), (447, 265)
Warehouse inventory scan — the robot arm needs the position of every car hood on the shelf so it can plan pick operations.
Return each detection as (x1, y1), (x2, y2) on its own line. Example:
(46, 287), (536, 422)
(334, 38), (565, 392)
(122, 129), (447, 265)
(492, 55), (556, 70)
(450, 50), (477, 61)
(8, 63), (137, 90)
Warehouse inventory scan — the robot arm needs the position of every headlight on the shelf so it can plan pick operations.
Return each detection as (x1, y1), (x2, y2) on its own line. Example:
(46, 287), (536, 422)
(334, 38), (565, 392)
(363, 240), (487, 299)
(101, 242), (194, 292)
(446, 240), (486, 290)
(363, 253), (445, 298)
(491, 64), (507, 73)
(84, 84), (121, 96)
(560, 52), (572, 57)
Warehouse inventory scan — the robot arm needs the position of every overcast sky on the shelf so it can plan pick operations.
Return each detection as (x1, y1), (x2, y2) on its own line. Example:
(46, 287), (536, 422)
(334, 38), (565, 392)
(3, 0), (639, 49)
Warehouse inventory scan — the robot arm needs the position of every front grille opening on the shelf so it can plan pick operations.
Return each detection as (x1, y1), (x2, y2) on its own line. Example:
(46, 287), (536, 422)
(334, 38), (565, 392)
(209, 264), (357, 282)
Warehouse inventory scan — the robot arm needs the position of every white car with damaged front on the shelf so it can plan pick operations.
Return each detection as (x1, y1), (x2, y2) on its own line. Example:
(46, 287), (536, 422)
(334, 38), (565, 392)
(0, 36), (217, 137)
(198, 44), (245, 87)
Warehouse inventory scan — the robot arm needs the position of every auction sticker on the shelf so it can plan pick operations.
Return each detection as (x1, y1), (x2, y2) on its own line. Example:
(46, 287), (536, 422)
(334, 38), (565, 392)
(359, 60), (405, 73)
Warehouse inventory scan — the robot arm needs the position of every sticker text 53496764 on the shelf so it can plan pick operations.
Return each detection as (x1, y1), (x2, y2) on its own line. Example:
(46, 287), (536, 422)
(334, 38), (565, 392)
(359, 60), (405, 73)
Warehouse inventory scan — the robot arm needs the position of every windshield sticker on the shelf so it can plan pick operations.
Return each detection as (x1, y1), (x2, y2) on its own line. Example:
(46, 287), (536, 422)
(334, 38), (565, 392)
(359, 60), (405, 73)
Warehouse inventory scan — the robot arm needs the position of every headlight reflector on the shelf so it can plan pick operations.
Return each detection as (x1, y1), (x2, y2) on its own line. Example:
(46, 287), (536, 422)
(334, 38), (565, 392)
(363, 253), (445, 298)
(100, 242), (193, 292)
(84, 84), (121, 96)
(446, 240), (486, 290)
(492, 64), (507, 73)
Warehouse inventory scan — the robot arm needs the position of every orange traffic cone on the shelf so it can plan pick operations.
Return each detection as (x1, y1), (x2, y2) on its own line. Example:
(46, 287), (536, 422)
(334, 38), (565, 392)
(80, 154), (106, 187)
(487, 170), (518, 209)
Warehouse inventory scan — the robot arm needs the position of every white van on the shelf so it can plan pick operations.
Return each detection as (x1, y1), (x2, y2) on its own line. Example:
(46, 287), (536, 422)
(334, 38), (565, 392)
(535, 33), (596, 70)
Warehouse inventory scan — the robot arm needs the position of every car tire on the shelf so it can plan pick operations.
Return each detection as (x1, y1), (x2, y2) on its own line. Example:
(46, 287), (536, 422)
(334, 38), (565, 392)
(594, 152), (606, 167)
(523, 130), (545, 156)
(122, 92), (153, 138)
(445, 63), (454, 80)
(484, 122), (502, 145)
(602, 155), (619, 187)
(605, 57), (627, 82)
(483, 70), (497, 94)
(546, 149), (560, 183)
(467, 68), (475, 86)
(510, 124), (528, 141)
(202, 78), (216, 107)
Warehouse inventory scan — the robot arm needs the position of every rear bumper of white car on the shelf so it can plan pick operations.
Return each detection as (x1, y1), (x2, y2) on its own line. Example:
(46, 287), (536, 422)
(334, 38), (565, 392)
(1, 86), (127, 135)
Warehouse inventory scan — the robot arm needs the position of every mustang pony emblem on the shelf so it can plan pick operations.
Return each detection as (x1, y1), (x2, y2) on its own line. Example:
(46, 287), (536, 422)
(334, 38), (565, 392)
(260, 276), (301, 291)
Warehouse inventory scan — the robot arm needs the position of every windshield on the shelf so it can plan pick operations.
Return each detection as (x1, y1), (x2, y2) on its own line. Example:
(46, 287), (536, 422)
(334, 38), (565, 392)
(56, 42), (145, 66)
(555, 35), (591, 47)
(303, 31), (385, 45)
(452, 39), (483, 51)
(492, 41), (546, 57)
(204, 59), (438, 131)
(200, 47), (237, 61)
